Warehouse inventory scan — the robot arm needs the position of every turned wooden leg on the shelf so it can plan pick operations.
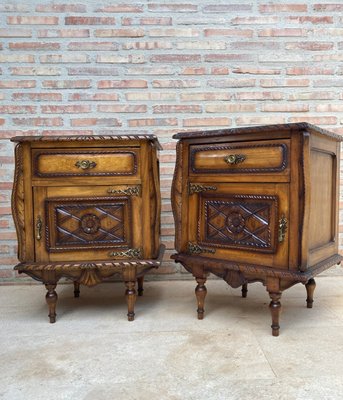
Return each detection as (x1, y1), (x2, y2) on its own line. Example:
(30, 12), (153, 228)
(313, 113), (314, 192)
(73, 281), (80, 298)
(269, 291), (282, 337)
(241, 283), (248, 298)
(125, 281), (136, 321)
(137, 276), (144, 297)
(195, 277), (207, 320)
(305, 278), (316, 309)
(45, 284), (58, 323)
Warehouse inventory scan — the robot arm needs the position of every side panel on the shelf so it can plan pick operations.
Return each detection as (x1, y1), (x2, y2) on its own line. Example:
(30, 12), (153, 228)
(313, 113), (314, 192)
(308, 134), (339, 266)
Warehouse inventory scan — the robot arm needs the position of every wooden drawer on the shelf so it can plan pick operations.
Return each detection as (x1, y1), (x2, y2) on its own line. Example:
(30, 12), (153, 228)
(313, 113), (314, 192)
(32, 148), (139, 178)
(189, 139), (289, 176)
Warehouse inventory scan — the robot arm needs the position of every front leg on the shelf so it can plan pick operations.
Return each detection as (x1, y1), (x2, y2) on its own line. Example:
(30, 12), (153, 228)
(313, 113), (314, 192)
(137, 276), (144, 297)
(73, 281), (80, 298)
(268, 291), (282, 337)
(45, 283), (58, 323)
(305, 278), (316, 308)
(124, 281), (136, 321)
(195, 277), (207, 320)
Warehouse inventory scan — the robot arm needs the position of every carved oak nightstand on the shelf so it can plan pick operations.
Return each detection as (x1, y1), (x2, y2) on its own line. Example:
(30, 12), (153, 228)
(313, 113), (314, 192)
(171, 123), (342, 336)
(11, 134), (164, 323)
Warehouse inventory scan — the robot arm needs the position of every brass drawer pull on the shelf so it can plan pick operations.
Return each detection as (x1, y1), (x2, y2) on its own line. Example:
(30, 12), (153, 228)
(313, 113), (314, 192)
(187, 242), (215, 255)
(189, 183), (217, 195)
(224, 154), (246, 165)
(107, 186), (140, 196)
(278, 215), (287, 243)
(108, 248), (142, 259)
(36, 216), (42, 241)
(75, 160), (97, 170)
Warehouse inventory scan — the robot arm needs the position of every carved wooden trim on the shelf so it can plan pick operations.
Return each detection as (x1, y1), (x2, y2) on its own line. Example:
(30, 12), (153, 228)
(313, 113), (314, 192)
(33, 150), (137, 177)
(173, 122), (343, 142)
(171, 141), (183, 252)
(190, 143), (288, 174)
(11, 134), (163, 149)
(11, 143), (26, 261)
(150, 143), (161, 258)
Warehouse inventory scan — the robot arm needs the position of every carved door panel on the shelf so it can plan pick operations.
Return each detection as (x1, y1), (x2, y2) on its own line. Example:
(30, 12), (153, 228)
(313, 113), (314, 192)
(188, 183), (289, 269)
(33, 185), (142, 262)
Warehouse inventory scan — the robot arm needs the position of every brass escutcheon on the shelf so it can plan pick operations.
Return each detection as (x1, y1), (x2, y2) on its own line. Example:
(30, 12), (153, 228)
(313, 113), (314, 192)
(278, 215), (288, 243)
(224, 154), (246, 165)
(75, 160), (97, 170)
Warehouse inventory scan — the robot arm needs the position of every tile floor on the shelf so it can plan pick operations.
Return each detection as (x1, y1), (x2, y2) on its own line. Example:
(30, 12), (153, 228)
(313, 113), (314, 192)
(1, 277), (343, 400)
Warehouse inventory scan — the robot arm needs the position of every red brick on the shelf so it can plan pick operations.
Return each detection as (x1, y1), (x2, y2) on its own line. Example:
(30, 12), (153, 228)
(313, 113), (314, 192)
(7, 16), (59, 25)
(153, 105), (202, 113)
(36, 4), (87, 12)
(122, 17), (172, 26)
(152, 80), (200, 88)
(211, 67), (229, 75)
(128, 118), (178, 127)
(95, 29), (144, 38)
(96, 54), (144, 63)
(0, 29), (31, 37)
(98, 80), (147, 89)
(13, 117), (63, 126)
(12, 93), (62, 101)
(286, 16), (333, 24)
(65, 17), (116, 25)
(126, 67), (173, 75)
(231, 16), (279, 25)
(289, 116), (337, 124)
(203, 4), (252, 12)
(314, 4), (343, 11)
(0, 106), (36, 114)
(0, 270), (14, 279)
(41, 105), (91, 113)
(151, 54), (201, 63)
(236, 116), (286, 126)
(41, 130), (93, 135)
(204, 54), (253, 62)
(68, 42), (119, 51)
(206, 104), (256, 113)
(0, 80), (35, 88)
(231, 41), (280, 50)
(123, 41), (172, 50)
(10, 67), (61, 76)
(233, 67), (281, 75)
(259, 4), (307, 12)
(71, 118), (122, 127)
(40, 54), (89, 63)
(67, 67), (119, 76)
(38, 29), (90, 38)
(97, 105), (147, 113)
(9, 42), (60, 50)
(260, 79), (310, 87)
(285, 42), (333, 51)
(286, 67), (334, 75)
(262, 104), (309, 112)
(148, 4), (197, 12)
(126, 92), (177, 101)
(258, 28), (307, 37)
(183, 117), (232, 127)
(95, 5), (144, 13)
(236, 92), (284, 100)
(204, 29), (253, 37)
(69, 93), (119, 101)
(0, 4), (28, 12)
(180, 67), (207, 75)
(288, 91), (335, 100)
(0, 119), (5, 126)
(314, 79), (343, 87)
(42, 80), (91, 89)
(0, 54), (34, 63)
(149, 28), (199, 37)
(316, 104), (343, 112)
(208, 79), (255, 88)
(181, 93), (232, 101)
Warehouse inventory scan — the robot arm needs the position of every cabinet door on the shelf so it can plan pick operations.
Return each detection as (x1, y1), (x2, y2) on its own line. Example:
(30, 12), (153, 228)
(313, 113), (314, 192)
(33, 185), (142, 262)
(188, 183), (289, 269)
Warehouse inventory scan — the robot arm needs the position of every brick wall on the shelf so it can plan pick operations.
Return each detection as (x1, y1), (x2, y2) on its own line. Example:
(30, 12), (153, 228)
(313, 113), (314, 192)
(1, 1), (343, 282)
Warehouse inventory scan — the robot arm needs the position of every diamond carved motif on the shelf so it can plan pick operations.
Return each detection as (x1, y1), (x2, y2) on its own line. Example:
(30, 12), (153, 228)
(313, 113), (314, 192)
(203, 197), (276, 251)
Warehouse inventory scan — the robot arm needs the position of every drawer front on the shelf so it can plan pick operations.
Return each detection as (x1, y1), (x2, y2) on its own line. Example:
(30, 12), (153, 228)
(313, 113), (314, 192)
(33, 185), (142, 262)
(32, 148), (139, 178)
(187, 183), (289, 268)
(190, 140), (289, 176)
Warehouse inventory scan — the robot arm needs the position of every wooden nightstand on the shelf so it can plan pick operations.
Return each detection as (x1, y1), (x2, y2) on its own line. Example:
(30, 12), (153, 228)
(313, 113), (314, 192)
(171, 123), (342, 336)
(11, 134), (164, 323)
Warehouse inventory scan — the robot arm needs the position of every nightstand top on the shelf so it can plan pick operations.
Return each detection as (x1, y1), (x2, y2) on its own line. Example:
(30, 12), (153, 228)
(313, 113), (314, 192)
(173, 122), (343, 142)
(10, 133), (163, 149)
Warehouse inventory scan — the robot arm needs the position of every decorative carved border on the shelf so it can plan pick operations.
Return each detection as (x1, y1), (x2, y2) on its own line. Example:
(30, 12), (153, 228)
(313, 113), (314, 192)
(11, 143), (26, 261)
(198, 194), (278, 253)
(45, 196), (131, 252)
(33, 150), (137, 177)
(173, 122), (343, 142)
(171, 141), (183, 252)
(190, 143), (288, 174)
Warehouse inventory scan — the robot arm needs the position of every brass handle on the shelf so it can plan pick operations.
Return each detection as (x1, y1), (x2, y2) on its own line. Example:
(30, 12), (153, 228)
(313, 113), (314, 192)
(108, 248), (142, 259)
(224, 154), (246, 165)
(75, 160), (97, 170)
(278, 215), (287, 243)
(107, 186), (140, 196)
(36, 216), (42, 241)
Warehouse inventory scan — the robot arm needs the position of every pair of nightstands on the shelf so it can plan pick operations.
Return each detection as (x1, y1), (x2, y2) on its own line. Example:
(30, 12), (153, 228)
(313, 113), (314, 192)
(11, 123), (342, 336)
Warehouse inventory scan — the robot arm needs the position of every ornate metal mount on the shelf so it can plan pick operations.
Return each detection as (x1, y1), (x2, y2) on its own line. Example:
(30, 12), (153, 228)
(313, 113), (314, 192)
(278, 215), (287, 243)
(75, 160), (97, 170)
(224, 154), (246, 165)
(36, 216), (42, 241)
(107, 186), (140, 196)
(108, 248), (142, 259)
(189, 183), (217, 195)
(187, 242), (215, 255)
